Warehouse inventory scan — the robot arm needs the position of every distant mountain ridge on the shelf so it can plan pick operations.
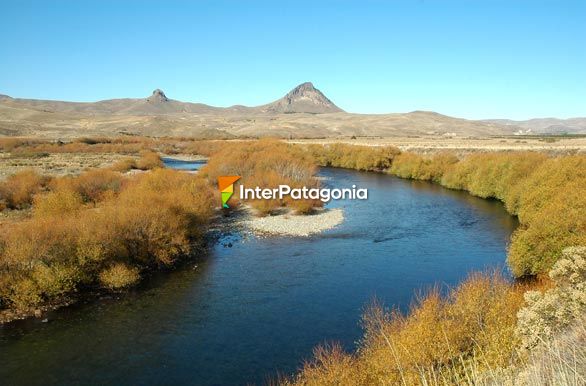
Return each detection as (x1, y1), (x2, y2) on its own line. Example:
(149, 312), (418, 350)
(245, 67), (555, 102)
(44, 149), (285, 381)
(0, 82), (584, 138)
(482, 118), (586, 135)
(0, 82), (343, 116)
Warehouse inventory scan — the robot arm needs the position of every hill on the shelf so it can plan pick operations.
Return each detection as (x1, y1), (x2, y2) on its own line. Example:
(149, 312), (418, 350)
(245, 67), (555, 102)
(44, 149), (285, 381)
(1, 82), (580, 139)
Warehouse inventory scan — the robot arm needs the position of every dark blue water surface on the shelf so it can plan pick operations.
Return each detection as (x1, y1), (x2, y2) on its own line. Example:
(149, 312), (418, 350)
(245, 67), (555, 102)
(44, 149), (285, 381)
(0, 167), (517, 386)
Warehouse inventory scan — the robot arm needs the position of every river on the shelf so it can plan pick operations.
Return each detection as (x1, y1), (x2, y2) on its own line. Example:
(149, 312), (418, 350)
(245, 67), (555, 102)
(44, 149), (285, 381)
(0, 162), (517, 385)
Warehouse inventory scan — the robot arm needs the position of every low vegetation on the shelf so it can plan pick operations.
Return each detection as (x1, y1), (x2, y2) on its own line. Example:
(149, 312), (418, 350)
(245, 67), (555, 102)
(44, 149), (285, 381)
(306, 143), (401, 171)
(516, 246), (586, 351)
(99, 263), (141, 290)
(201, 139), (321, 215)
(282, 247), (585, 386)
(0, 169), (48, 210)
(282, 272), (530, 385)
(0, 164), (215, 313)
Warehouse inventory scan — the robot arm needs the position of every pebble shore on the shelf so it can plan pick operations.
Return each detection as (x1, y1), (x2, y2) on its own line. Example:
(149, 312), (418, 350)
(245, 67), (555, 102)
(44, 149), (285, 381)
(245, 208), (344, 237)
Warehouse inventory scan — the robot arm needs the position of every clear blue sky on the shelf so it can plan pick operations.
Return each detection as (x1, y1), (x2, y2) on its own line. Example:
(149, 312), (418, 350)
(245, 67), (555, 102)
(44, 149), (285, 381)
(1, 0), (584, 119)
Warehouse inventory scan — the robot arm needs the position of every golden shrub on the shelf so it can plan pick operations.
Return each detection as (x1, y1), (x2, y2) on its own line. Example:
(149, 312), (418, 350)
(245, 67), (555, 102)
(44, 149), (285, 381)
(306, 143), (400, 171)
(202, 139), (320, 214)
(99, 263), (140, 290)
(0, 169), (48, 209)
(286, 273), (532, 386)
(135, 150), (163, 170)
(109, 157), (137, 172)
(33, 187), (84, 218)
(0, 167), (215, 312)
(70, 169), (124, 203)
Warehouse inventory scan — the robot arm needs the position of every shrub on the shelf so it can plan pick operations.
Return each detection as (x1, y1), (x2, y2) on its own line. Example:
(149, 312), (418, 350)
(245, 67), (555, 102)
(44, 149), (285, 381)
(306, 143), (400, 171)
(0, 169), (48, 209)
(109, 157), (137, 172)
(99, 263), (140, 289)
(135, 151), (163, 170)
(283, 272), (532, 386)
(389, 152), (459, 182)
(1, 277), (43, 309)
(65, 169), (124, 203)
(515, 317), (586, 386)
(0, 168), (215, 312)
(516, 246), (586, 350)
(33, 188), (84, 218)
(0, 138), (43, 152)
(202, 139), (320, 214)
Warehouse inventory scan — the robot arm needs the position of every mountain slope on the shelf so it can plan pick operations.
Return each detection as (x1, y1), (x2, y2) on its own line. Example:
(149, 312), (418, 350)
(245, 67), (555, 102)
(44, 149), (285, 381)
(482, 118), (586, 134)
(0, 89), (223, 115)
(256, 82), (344, 114)
(3, 83), (580, 139)
(0, 83), (345, 116)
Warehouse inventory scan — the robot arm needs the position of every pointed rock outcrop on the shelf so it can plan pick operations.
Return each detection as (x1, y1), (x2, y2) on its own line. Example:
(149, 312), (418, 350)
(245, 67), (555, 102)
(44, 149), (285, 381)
(260, 82), (343, 113)
(146, 89), (168, 103)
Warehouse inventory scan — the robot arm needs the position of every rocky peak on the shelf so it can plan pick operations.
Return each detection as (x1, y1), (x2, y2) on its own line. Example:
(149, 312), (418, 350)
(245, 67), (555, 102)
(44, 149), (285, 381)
(263, 82), (343, 113)
(147, 89), (168, 103)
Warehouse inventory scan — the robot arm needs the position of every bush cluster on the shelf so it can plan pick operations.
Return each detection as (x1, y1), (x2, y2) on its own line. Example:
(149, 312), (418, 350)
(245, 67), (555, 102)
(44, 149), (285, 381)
(283, 272), (532, 385)
(0, 169), (48, 210)
(305, 145), (585, 277)
(306, 143), (401, 171)
(0, 168), (214, 310)
(516, 246), (586, 350)
(109, 151), (163, 172)
(201, 139), (321, 215)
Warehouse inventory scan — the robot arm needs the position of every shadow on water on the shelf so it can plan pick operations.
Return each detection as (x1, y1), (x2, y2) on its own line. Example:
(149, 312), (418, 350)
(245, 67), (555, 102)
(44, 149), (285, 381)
(0, 166), (518, 386)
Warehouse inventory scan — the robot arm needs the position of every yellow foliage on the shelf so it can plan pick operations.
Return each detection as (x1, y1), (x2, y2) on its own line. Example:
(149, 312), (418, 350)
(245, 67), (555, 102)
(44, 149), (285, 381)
(202, 139), (320, 214)
(135, 150), (163, 170)
(284, 273), (532, 386)
(99, 263), (140, 289)
(0, 168), (215, 311)
(0, 169), (48, 209)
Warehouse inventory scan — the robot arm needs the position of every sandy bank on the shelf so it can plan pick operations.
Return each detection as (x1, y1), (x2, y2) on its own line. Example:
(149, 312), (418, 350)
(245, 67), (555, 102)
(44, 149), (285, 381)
(245, 207), (344, 237)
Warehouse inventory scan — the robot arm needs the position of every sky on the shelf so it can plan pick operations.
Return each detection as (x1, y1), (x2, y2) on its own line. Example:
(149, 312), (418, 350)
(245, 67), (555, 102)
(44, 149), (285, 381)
(0, 0), (585, 120)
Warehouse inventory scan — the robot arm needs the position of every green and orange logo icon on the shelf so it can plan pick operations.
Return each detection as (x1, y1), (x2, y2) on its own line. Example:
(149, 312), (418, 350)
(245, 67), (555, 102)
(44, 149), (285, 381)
(218, 176), (241, 208)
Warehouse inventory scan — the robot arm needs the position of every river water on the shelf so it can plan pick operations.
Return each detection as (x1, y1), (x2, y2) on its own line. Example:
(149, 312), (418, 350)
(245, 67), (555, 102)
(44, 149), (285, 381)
(0, 163), (517, 385)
